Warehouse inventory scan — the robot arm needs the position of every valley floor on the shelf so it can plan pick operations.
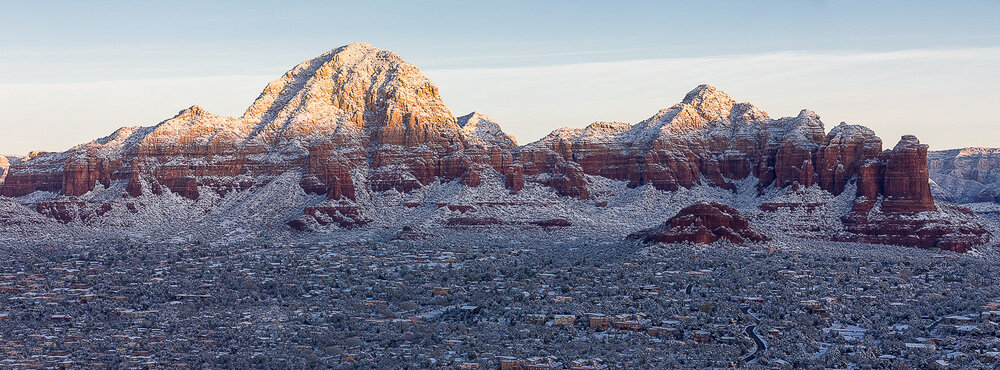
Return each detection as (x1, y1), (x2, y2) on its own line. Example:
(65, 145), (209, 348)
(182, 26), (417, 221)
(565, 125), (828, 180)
(1, 231), (999, 368)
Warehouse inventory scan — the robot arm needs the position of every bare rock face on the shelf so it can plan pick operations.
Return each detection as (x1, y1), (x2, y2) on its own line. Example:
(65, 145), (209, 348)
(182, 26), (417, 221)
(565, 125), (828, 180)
(881, 135), (935, 213)
(816, 123), (883, 195)
(841, 136), (988, 252)
(300, 202), (370, 229)
(1, 151), (66, 197)
(630, 202), (768, 244)
(504, 164), (525, 193)
(542, 161), (589, 199)
(36, 200), (113, 224)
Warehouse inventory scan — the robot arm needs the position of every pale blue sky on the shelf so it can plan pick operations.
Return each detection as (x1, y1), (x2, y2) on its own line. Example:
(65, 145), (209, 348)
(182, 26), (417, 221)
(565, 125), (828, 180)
(2, 1), (999, 154)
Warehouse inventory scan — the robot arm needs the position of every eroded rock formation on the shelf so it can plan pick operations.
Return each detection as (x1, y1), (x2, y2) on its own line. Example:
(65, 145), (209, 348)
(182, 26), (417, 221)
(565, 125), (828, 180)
(0, 43), (990, 251)
(630, 202), (768, 244)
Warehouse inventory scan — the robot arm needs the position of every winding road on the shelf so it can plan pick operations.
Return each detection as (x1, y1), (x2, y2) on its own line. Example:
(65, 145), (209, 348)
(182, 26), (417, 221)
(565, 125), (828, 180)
(740, 306), (766, 364)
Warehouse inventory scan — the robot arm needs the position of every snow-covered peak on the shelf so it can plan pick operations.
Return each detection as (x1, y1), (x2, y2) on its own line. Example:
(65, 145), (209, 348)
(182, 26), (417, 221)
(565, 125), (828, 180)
(173, 105), (207, 119)
(457, 112), (517, 148)
(579, 121), (632, 141)
(681, 84), (736, 109)
(242, 42), (456, 143)
(796, 109), (821, 122)
(823, 122), (881, 151)
(632, 85), (767, 135)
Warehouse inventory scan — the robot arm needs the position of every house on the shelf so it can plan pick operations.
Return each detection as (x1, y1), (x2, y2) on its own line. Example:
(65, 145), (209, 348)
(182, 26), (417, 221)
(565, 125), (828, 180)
(614, 320), (641, 331)
(588, 314), (609, 330)
(499, 357), (521, 370)
(524, 357), (553, 370)
(433, 287), (450, 296)
(647, 326), (676, 337)
(943, 315), (972, 324)
(569, 359), (600, 369)
(553, 314), (576, 326)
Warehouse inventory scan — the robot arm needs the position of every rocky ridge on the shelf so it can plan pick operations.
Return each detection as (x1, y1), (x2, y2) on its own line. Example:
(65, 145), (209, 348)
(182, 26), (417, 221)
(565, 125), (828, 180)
(0, 43), (991, 252)
(928, 147), (1000, 203)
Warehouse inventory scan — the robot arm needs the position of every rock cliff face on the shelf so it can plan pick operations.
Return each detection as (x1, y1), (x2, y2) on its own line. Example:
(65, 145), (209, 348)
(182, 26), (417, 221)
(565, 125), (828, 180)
(630, 202), (768, 244)
(510, 86), (831, 196)
(928, 147), (1000, 203)
(838, 136), (988, 252)
(0, 43), (990, 252)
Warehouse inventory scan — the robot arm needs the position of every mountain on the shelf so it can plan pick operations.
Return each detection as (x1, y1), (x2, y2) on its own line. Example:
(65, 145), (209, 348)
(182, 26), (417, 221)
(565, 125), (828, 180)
(928, 147), (1000, 203)
(457, 112), (518, 149)
(0, 43), (990, 252)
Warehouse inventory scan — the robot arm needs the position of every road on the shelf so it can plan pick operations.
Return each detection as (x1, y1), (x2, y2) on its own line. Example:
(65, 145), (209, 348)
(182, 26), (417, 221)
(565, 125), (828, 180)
(741, 306), (766, 364)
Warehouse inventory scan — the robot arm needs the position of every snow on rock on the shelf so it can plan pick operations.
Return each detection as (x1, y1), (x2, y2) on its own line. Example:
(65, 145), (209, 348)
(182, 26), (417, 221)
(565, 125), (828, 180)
(457, 112), (517, 148)
(0, 155), (9, 183)
(929, 147), (1000, 203)
(629, 201), (769, 244)
(0, 46), (993, 253)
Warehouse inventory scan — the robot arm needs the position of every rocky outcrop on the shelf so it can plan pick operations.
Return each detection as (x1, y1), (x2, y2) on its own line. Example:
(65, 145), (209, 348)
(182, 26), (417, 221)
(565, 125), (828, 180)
(880, 135), (935, 213)
(511, 87), (829, 195)
(393, 225), (435, 240)
(504, 164), (525, 193)
(928, 147), (1000, 203)
(296, 202), (370, 229)
(36, 200), (113, 224)
(630, 202), (768, 244)
(458, 112), (518, 149)
(815, 123), (883, 195)
(840, 136), (988, 252)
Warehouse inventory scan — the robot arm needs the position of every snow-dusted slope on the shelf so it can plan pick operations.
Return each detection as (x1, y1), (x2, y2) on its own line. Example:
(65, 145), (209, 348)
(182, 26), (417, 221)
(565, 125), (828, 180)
(457, 112), (517, 148)
(929, 147), (1000, 203)
(0, 46), (991, 252)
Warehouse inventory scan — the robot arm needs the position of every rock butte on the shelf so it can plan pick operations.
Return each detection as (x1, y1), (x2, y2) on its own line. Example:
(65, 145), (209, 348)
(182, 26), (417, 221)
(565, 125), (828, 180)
(0, 43), (990, 252)
(630, 202), (769, 244)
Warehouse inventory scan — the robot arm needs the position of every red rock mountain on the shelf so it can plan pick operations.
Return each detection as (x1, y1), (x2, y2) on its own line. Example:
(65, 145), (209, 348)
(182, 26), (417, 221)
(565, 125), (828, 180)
(0, 43), (989, 251)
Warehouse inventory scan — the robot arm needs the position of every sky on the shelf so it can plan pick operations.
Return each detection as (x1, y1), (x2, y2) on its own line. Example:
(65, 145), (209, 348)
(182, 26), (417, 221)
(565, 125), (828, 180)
(1, 0), (999, 154)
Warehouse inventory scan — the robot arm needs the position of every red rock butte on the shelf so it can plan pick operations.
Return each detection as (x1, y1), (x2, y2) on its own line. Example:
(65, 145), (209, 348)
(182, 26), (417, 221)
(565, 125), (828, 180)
(0, 43), (990, 252)
(630, 202), (769, 244)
